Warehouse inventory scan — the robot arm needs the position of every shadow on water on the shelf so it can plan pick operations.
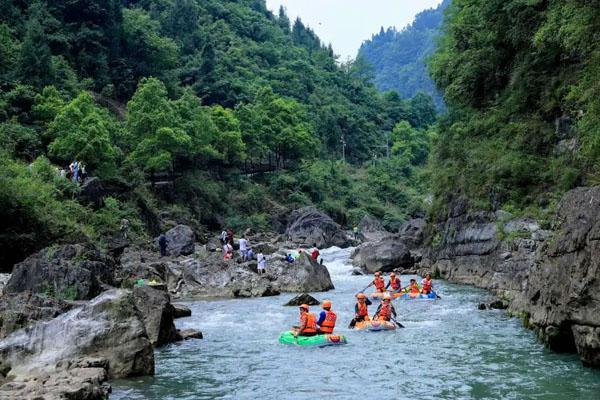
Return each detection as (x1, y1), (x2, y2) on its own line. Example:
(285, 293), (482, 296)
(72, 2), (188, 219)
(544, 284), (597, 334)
(112, 247), (600, 400)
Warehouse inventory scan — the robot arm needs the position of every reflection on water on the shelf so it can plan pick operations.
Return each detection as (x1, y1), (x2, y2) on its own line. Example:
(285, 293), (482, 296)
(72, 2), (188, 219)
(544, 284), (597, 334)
(112, 247), (600, 400)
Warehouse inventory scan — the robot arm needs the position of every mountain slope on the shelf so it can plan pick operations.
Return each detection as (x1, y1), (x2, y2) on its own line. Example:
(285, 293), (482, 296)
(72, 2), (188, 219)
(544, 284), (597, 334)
(358, 0), (449, 110)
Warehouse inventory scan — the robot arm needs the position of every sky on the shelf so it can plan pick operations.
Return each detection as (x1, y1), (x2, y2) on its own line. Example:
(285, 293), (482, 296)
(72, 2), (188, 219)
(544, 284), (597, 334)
(265, 0), (444, 61)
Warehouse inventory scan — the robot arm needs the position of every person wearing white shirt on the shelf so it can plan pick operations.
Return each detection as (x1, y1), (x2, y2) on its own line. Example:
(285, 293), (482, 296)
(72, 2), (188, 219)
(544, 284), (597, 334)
(257, 253), (266, 275)
(239, 237), (249, 261)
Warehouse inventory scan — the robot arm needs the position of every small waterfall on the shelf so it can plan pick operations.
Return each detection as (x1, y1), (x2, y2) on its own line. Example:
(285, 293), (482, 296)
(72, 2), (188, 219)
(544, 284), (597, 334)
(320, 247), (355, 279)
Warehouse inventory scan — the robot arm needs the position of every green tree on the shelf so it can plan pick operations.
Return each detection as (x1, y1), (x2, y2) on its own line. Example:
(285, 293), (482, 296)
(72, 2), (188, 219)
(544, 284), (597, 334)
(19, 9), (53, 89)
(209, 105), (245, 165)
(48, 92), (117, 174)
(31, 86), (65, 127)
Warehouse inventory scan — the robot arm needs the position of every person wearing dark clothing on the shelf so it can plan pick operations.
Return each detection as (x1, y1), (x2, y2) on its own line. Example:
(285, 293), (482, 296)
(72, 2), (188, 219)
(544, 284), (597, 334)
(227, 229), (234, 245)
(158, 233), (168, 257)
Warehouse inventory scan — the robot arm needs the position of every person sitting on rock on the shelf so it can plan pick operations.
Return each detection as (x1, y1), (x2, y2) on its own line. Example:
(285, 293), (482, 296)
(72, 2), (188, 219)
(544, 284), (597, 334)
(374, 294), (396, 321)
(293, 304), (318, 337)
(247, 247), (254, 260)
(386, 272), (402, 293)
(366, 271), (386, 293)
(223, 243), (233, 260)
(349, 293), (371, 328)
(310, 244), (320, 261)
(285, 253), (295, 263)
(316, 300), (337, 335)
(421, 273), (434, 294)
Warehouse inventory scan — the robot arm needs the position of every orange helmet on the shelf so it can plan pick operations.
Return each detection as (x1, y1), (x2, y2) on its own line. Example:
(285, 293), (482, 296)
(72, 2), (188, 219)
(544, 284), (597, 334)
(299, 304), (309, 310)
(322, 300), (332, 309)
(356, 293), (366, 299)
(383, 293), (391, 301)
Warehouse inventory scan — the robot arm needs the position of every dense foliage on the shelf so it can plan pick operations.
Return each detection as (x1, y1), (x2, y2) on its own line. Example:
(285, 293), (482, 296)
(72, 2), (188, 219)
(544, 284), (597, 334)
(428, 0), (600, 215)
(0, 0), (437, 269)
(358, 0), (449, 110)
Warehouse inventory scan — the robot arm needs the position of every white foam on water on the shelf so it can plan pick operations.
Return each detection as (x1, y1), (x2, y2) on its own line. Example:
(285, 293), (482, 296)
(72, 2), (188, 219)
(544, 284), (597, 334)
(320, 246), (355, 278)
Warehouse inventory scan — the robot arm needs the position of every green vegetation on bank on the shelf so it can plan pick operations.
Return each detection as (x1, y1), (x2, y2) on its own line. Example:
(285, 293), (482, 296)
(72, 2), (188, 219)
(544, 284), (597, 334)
(428, 0), (600, 216)
(0, 0), (436, 270)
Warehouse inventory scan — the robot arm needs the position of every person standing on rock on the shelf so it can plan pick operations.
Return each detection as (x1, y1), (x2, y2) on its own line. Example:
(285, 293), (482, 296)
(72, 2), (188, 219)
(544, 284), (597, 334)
(353, 226), (359, 240)
(293, 304), (318, 337)
(316, 300), (337, 334)
(120, 218), (130, 240)
(310, 243), (320, 261)
(239, 235), (249, 261)
(227, 228), (234, 245)
(220, 229), (227, 245)
(158, 233), (168, 257)
(257, 252), (266, 274)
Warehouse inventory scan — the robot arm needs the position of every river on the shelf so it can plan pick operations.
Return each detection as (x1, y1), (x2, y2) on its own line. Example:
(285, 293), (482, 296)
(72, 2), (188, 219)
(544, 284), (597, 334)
(112, 247), (600, 399)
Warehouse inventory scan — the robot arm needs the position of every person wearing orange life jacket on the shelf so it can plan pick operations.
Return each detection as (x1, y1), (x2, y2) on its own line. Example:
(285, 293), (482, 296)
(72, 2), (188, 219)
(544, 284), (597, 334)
(349, 293), (372, 328)
(294, 304), (318, 337)
(404, 278), (420, 298)
(367, 271), (386, 293)
(386, 272), (402, 293)
(316, 300), (337, 334)
(421, 272), (434, 294)
(374, 294), (397, 321)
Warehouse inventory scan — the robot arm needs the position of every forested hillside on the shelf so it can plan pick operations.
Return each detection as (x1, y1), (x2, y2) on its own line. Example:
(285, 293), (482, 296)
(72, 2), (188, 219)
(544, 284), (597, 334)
(428, 0), (600, 217)
(0, 0), (436, 269)
(358, 0), (449, 110)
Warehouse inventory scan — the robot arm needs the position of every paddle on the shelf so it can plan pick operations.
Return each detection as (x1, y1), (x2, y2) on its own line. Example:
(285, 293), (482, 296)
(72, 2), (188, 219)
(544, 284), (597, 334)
(391, 316), (405, 328)
(356, 283), (371, 296)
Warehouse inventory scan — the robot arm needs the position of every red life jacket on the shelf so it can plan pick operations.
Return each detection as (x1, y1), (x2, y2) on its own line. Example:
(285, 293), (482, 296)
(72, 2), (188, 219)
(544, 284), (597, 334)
(409, 284), (420, 294)
(319, 310), (337, 334)
(356, 302), (368, 317)
(311, 249), (320, 260)
(378, 303), (392, 321)
(374, 277), (385, 292)
(422, 278), (432, 293)
(300, 312), (317, 334)
(389, 277), (401, 290)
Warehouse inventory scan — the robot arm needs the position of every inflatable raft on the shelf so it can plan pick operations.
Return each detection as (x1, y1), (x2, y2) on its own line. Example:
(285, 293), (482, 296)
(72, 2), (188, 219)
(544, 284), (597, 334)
(354, 320), (397, 331)
(278, 331), (348, 347)
(369, 291), (438, 301)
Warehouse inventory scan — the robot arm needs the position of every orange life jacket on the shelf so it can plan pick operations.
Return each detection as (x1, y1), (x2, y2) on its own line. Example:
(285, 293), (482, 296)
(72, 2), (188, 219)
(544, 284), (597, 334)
(378, 303), (392, 321)
(374, 277), (385, 292)
(319, 310), (337, 334)
(422, 278), (432, 293)
(356, 302), (369, 317)
(300, 312), (317, 334)
(409, 284), (420, 294)
(389, 277), (401, 290)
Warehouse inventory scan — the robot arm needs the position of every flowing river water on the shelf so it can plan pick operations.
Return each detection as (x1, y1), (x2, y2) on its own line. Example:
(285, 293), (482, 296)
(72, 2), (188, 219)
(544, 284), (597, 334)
(112, 247), (600, 399)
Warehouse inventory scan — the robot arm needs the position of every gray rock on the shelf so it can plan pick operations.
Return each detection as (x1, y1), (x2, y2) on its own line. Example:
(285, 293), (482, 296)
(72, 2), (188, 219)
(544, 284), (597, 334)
(0, 292), (72, 339)
(478, 303), (487, 310)
(284, 293), (320, 306)
(172, 303), (192, 318)
(79, 177), (106, 209)
(4, 244), (115, 300)
(164, 225), (195, 257)
(398, 218), (427, 249)
(351, 267), (365, 276)
(352, 238), (413, 273)
(489, 300), (507, 310)
(176, 329), (203, 340)
(133, 285), (178, 347)
(0, 289), (154, 379)
(285, 207), (349, 248)
(572, 325), (600, 367)
(358, 215), (384, 233)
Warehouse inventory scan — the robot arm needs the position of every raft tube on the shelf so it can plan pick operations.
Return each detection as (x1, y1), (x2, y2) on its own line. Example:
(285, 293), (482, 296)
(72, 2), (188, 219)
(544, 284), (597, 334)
(278, 331), (348, 347)
(396, 291), (438, 300)
(354, 320), (397, 331)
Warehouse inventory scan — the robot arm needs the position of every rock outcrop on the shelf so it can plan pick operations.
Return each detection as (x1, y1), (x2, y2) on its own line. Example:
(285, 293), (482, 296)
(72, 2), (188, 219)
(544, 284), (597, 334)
(133, 285), (178, 347)
(0, 289), (154, 397)
(172, 303), (192, 318)
(284, 293), (320, 306)
(420, 187), (600, 368)
(164, 224), (195, 257)
(285, 207), (349, 248)
(352, 237), (413, 273)
(0, 292), (71, 339)
(5, 244), (115, 301)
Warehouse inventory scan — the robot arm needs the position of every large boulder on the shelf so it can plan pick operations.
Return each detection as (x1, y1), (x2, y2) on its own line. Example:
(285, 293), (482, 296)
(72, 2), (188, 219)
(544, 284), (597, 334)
(357, 215), (391, 242)
(352, 237), (413, 273)
(284, 293), (320, 306)
(4, 244), (115, 300)
(0, 292), (72, 339)
(268, 252), (334, 293)
(398, 218), (427, 249)
(79, 177), (107, 209)
(0, 289), (154, 380)
(285, 207), (349, 248)
(164, 225), (195, 256)
(133, 285), (178, 347)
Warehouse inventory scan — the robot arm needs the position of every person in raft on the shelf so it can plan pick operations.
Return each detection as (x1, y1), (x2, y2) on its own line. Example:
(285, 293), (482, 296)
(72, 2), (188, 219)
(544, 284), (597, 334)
(349, 293), (372, 328)
(293, 304), (318, 337)
(421, 272), (434, 294)
(366, 271), (386, 293)
(386, 272), (402, 293)
(316, 300), (337, 334)
(374, 294), (397, 321)
(406, 278), (421, 296)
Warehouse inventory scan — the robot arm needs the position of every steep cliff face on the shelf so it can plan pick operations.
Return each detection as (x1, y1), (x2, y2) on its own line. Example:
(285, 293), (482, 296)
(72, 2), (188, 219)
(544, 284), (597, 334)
(419, 187), (600, 367)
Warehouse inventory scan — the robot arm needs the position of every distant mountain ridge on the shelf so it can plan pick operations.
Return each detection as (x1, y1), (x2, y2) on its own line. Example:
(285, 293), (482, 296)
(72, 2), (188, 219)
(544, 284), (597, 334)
(358, 0), (449, 110)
